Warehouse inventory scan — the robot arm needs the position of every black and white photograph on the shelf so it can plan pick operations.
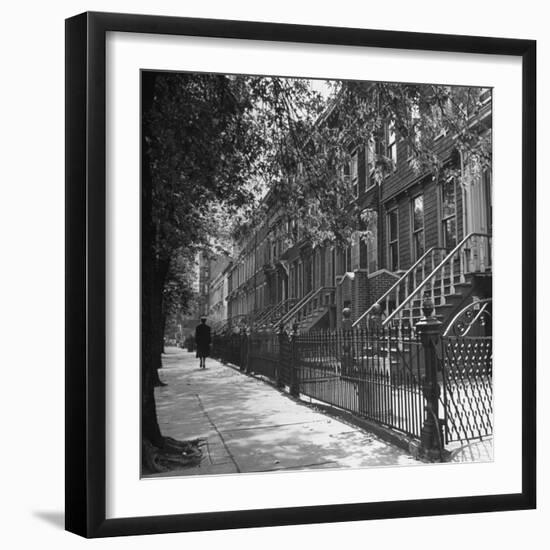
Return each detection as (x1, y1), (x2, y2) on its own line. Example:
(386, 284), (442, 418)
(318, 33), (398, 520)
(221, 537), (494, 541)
(140, 71), (494, 477)
(0, 0), (542, 545)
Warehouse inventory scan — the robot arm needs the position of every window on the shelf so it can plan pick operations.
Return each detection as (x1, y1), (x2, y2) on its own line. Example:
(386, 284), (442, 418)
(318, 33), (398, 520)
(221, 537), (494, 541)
(345, 244), (352, 272)
(336, 246), (352, 275)
(411, 195), (425, 261)
(407, 100), (421, 157)
(374, 120), (397, 175)
(350, 150), (359, 197)
(351, 232), (360, 271)
(365, 209), (378, 273)
(343, 150), (359, 197)
(441, 178), (457, 249)
(365, 141), (376, 190)
(325, 246), (335, 286)
(387, 120), (397, 167)
(387, 209), (399, 271)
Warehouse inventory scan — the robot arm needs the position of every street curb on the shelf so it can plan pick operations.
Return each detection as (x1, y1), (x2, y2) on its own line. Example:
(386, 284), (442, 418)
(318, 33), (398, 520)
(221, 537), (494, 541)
(219, 359), (425, 462)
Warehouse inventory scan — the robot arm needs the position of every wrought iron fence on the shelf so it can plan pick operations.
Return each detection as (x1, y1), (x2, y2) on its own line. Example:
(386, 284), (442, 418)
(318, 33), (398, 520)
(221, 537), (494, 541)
(212, 327), (425, 440)
(440, 335), (493, 444)
(296, 328), (425, 439)
(211, 332), (243, 369)
(210, 324), (493, 449)
(248, 332), (279, 380)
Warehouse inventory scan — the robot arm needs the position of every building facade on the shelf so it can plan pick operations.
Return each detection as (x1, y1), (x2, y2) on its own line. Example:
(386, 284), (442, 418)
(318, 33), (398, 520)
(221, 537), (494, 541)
(213, 89), (492, 333)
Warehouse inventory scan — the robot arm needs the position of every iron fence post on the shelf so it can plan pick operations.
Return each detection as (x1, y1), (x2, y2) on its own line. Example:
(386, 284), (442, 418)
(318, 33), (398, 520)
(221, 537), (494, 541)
(342, 307), (353, 377)
(240, 326), (248, 372)
(290, 322), (299, 397)
(415, 293), (445, 461)
(277, 323), (285, 389)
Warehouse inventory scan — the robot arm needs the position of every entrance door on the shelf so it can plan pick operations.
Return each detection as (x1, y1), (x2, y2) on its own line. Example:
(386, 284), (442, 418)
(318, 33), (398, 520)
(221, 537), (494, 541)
(464, 165), (492, 271)
(467, 170), (491, 235)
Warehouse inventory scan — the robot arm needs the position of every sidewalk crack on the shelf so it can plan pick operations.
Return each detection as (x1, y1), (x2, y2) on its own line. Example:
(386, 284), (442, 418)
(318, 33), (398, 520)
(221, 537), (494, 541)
(195, 393), (241, 473)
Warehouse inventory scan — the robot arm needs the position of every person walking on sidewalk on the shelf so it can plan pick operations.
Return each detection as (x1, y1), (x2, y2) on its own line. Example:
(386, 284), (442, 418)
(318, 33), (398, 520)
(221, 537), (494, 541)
(195, 316), (211, 369)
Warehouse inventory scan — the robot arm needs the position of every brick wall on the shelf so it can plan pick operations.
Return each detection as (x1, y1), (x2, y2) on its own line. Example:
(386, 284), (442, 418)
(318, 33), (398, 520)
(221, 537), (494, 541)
(367, 270), (399, 305)
(335, 269), (397, 328)
(352, 270), (369, 322)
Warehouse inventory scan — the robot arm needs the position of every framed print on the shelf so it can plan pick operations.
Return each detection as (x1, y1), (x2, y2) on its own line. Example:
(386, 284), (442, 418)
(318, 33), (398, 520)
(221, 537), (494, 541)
(65, 11), (536, 538)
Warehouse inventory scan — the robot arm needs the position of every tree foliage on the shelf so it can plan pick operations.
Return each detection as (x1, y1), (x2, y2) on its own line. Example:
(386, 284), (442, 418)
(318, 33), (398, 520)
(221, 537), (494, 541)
(247, 81), (492, 248)
(145, 73), (491, 280)
(141, 71), (325, 462)
(162, 251), (198, 338)
(144, 73), (325, 260)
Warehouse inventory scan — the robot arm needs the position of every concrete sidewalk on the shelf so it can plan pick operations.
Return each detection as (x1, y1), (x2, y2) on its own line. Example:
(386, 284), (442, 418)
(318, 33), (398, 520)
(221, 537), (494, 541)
(447, 437), (493, 462)
(149, 348), (419, 477)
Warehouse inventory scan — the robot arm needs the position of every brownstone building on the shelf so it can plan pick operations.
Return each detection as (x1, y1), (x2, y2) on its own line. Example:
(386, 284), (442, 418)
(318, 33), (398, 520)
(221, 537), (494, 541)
(221, 88), (492, 333)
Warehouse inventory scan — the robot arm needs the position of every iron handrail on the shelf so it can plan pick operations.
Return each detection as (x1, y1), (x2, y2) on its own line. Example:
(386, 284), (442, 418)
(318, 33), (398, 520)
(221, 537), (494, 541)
(278, 288), (316, 326)
(352, 246), (446, 328)
(383, 232), (491, 327)
(251, 303), (277, 326)
(443, 298), (492, 336)
(262, 298), (298, 326)
(279, 286), (335, 327)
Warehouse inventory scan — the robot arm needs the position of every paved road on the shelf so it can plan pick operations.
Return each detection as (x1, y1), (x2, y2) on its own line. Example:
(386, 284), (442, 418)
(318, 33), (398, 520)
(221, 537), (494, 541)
(147, 347), (419, 477)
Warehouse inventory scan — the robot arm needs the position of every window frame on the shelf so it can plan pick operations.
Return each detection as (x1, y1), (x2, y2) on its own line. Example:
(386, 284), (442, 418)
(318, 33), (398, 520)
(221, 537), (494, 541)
(407, 100), (422, 159)
(350, 148), (359, 197)
(365, 141), (376, 191)
(364, 208), (378, 274)
(387, 120), (397, 169)
(345, 243), (352, 273)
(386, 207), (399, 271)
(410, 194), (425, 262)
(440, 177), (458, 250)
(375, 120), (398, 178)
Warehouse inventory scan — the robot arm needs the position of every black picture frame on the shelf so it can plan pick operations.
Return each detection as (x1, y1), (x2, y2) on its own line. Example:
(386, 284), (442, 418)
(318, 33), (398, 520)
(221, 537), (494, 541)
(65, 11), (536, 538)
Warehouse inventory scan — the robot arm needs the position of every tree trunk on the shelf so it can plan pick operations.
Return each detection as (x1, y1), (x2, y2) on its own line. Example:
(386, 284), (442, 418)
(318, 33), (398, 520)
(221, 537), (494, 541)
(140, 71), (203, 473)
(151, 258), (170, 385)
(142, 243), (164, 447)
(141, 71), (164, 450)
(161, 305), (167, 354)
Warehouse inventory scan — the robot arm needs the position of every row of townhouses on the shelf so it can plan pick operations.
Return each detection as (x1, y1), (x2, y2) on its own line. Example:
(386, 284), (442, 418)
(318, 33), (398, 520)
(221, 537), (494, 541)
(200, 88), (492, 334)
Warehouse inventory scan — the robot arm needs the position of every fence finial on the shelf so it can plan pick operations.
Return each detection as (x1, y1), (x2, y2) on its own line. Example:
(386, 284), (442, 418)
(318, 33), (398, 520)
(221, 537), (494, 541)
(342, 307), (352, 331)
(421, 291), (435, 320)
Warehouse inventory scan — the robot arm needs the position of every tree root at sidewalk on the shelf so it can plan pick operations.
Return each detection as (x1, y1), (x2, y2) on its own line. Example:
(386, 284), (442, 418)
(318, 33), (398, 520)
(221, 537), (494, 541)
(142, 436), (206, 474)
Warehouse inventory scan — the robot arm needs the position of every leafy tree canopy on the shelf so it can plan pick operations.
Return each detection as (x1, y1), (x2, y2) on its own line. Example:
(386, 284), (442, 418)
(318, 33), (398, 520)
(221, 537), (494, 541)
(144, 72), (324, 262)
(145, 73), (491, 261)
(249, 80), (491, 248)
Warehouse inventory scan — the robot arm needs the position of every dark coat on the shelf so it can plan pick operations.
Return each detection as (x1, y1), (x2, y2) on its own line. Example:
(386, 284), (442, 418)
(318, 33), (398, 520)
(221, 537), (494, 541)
(195, 323), (211, 358)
